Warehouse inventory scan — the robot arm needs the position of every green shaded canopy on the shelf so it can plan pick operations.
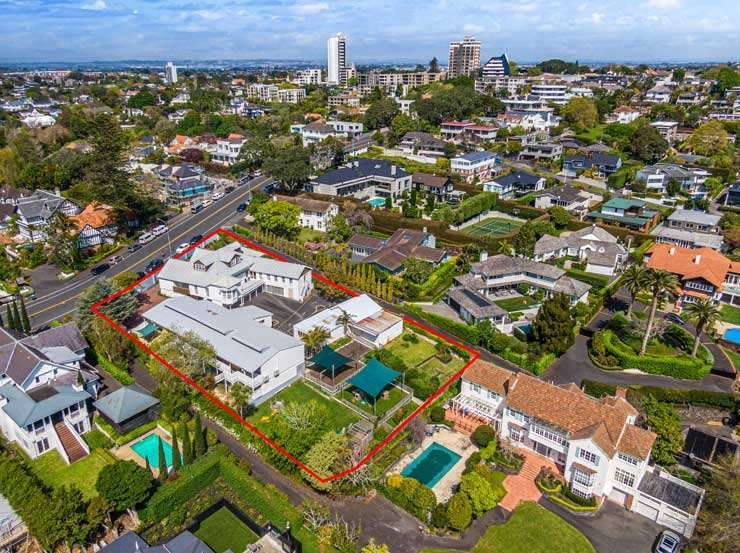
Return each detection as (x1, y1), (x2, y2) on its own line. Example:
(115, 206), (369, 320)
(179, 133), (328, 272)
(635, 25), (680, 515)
(310, 345), (351, 373)
(348, 358), (400, 398)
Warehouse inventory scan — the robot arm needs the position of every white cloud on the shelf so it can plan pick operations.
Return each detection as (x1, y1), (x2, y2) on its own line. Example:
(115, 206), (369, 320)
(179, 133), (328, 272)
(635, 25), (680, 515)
(646, 0), (680, 9)
(591, 12), (604, 24)
(293, 2), (329, 15)
(616, 16), (634, 25)
(81, 0), (106, 10)
(463, 23), (485, 33)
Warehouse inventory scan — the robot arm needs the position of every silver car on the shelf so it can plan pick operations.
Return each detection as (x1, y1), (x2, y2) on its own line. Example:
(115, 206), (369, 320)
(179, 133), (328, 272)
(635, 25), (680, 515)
(655, 530), (682, 553)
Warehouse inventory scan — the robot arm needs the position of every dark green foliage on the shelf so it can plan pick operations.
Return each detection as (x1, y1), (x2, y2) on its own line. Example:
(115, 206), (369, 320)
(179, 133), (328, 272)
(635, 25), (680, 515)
(365, 97), (400, 130)
(452, 192), (498, 226)
(96, 460), (154, 511)
(18, 295), (30, 333)
(157, 437), (167, 481)
(11, 302), (21, 333)
(429, 405), (446, 423)
(471, 425), (497, 448)
(531, 294), (576, 355)
(581, 380), (737, 410)
(642, 395), (683, 466)
(463, 451), (482, 475)
(562, 486), (598, 507)
(513, 223), (536, 258)
(446, 492), (473, 530)
(629, 124), (668, 162)
(171, 428), (181, 473)
(414, 85), (485, 127)
(193, 416), (207, 458)
(5, 304), (15, 330)
(431, 502), (449, 528)
(384, 476), (437, 522)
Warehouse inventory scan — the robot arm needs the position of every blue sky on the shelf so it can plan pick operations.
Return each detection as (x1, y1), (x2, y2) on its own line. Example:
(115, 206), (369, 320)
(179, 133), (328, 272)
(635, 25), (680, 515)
(1, 0), (738, 63)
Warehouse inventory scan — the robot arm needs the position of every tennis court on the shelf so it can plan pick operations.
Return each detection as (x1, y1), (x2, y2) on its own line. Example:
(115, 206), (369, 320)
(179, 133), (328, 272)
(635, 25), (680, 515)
(465, 217), (523, 238)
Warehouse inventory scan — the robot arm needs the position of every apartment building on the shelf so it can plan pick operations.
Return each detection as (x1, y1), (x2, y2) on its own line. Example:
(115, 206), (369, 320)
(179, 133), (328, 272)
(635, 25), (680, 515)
(476, 76), (527, 96)
(447, 36), (481, 78)
(531, 83), (568, 105)
(292, 120), (364, 146)
(480, 54), (511, 80)
(157, 241), (313, 306)
(246, 83), (279, 102)
(650, 121), (679, 143)
(307, 158), (412, 201)
(292, 68), (323, 85)
(450, 151), (502, 183)
(144, 296), (304, 405)
(328, 94), (361, 108)
(327, 32), (348, 85)
(212, 133), (247, 166)
(445, 360), (703, 537)
(650, 209), (723, 250)
(357, 71), (445, 91)
(277, 88), (306, 104)
(272, 194), (339, 232)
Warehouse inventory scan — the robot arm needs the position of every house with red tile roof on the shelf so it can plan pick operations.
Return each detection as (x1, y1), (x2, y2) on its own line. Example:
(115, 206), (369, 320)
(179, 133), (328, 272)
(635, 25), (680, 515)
(445, 360), (704, 536)
(70, 203), (118, 250)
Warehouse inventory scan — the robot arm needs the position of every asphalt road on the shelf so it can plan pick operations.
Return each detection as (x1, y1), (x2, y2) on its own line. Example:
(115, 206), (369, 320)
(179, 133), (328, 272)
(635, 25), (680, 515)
(26, 175), (272, 328)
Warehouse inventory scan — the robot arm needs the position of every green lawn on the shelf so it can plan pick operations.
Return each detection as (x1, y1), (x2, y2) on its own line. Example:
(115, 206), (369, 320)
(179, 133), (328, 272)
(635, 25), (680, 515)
(384, 331), (467, 377)
(723, 347), (740, 371)
(297, 228), (326, 244)
(30, 448), (116, 499)
(194, 506), (259, 553)
(247, 380), (359, 433)
(421, 501), (595, 553)
(340, 384), (407, 417)
(494, 296), (538, 312)
(720, 304), (740, 325)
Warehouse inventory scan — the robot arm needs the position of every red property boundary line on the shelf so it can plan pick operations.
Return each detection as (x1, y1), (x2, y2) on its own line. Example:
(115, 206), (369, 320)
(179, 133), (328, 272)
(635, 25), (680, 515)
(92, 227), (480, 483)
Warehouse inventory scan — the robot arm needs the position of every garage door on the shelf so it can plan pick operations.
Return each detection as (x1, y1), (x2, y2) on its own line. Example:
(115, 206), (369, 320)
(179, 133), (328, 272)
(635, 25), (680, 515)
(635, 499), (659, 521)
(658, 511), (688, 535)
(608, 488), (628, 506)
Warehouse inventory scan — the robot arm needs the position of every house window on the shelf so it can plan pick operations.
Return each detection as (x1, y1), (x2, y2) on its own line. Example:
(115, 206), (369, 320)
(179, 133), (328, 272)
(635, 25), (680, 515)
(572, 468), (594, 487)
(507, 408), (529, 424)
(471, 384), (481, 394)
(35, 438), (50, 455)
(618, 453), (639, 466)
(531, 424), (567, 446)
(614, 468), (636, 488)
(570, 486), (592, 499)
(576, 447), (600, 466)
(509, 427), (524, 443)
(69, 403), (80, 415)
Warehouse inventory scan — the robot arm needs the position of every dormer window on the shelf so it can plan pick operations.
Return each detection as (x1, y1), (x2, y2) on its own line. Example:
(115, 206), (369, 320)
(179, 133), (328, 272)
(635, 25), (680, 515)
(193, 261), (207, 272)
(227, 255), (241, 267)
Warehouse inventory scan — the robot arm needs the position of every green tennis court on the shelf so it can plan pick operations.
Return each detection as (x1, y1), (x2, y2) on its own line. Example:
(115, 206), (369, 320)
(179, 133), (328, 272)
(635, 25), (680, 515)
(465, 217), (523, 237)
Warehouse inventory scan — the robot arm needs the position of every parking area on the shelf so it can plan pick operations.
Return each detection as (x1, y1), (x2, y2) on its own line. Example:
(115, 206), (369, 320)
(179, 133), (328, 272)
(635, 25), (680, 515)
(247, 291), (332, 334)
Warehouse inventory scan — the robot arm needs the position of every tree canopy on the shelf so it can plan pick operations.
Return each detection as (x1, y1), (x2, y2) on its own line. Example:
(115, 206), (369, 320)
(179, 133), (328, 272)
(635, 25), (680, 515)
(252, 199), (301, 240)
(531, 293), (576, 355)
(96, 460), (154, 511)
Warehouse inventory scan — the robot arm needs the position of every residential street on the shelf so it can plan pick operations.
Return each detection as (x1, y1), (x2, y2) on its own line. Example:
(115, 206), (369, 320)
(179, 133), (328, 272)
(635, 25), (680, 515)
(25, 175), (271, 329)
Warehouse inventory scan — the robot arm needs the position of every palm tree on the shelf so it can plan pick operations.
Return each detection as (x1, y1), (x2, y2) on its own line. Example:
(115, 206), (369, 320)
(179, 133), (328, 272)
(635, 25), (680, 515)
(640, 269), (679, 356)
(229, 382), (252, 417)
(301, 326), (331, 356)
(683, 298), (721, 357)
(622, 265), (648, 318)
(497, 240), (513, 256)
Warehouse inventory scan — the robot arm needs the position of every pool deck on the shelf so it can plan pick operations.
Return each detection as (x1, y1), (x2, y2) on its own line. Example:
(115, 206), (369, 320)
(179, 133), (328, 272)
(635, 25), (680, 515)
(393, 427), (477, 502)
(112, 426), (172, 477)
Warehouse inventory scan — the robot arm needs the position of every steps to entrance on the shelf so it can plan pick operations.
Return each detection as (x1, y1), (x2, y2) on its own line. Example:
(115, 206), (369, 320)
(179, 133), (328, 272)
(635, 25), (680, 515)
(53, 422), (87, 463)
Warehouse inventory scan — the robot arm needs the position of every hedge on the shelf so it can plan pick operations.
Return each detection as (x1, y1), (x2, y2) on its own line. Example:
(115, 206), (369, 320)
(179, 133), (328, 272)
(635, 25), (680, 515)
(94, 351), (135, 385)
(598, 330), (711, 380)
(404, 303), (480, 345)
(565, 269), (609, 290)
(581, 380), (738, 410)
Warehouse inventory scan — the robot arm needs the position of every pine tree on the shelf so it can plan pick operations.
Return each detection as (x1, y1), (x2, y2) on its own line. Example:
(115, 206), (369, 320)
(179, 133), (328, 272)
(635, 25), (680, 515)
(157, 437), (167, 481)
(181, 423), (193, 465)
(11, 302), (21, 333)
(145, 457), (152, 476)
(193, 415), (206, 458)
(18, 295), (30, 333)
(171, 427), (181, 473)
(4, 305), (12, 329)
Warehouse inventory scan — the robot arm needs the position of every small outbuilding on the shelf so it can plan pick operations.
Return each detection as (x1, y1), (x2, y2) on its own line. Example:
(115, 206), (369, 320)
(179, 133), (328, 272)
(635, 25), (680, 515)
(94, 384), (159, 434)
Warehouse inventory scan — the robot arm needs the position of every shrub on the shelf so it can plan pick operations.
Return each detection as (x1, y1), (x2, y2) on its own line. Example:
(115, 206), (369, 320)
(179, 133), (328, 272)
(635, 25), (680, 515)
(460, 472), (498, 516)
(383, 475), (437, 522)
(429, 405), (446, 423)
(562, 486), (597, 507)
(582, 380), (738, 410)
(463, 451), (482, 475)
(83, 429), (113, 450)
(446, 492), (473, 531)
(471, 425), (496, 448)
(431, 502), (449, 529)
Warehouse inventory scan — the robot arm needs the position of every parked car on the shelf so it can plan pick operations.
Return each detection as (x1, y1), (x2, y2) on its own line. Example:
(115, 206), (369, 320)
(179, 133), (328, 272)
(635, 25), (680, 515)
(666, 313), (686, 326)
(190, 234), (203, 245)
(655, 530), (682, 553)
(109, 255), (124, 265)
(236, 202), (247, 212)
(202, 198), (212, 207)
(138, 232), (154, 245)
(225, 186), (235, 194)
(136, 271), (146, 279)
(212, 191), (224, 201)
(127, 243), (142, 253)
(91, 263), (110, 275)
(145, 259), (164, 273)
(151, 224), (168, 236)
(175, 243), (190, 255)
(191, 203), (204, 214)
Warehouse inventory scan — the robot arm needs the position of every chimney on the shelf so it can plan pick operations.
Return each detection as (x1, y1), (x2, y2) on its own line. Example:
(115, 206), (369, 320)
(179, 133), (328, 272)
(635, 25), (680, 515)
(669, 247), (676, 255)
(480, 251), (488, 262)
(422, 226), (427, 234)
(694, 254), (701, 264)
(615, 387), (627, 399)
(391, 165), (397, 176)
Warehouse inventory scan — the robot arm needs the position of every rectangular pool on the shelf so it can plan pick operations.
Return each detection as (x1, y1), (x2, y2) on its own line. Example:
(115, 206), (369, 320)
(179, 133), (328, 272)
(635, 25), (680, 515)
(401, 442), (461, 488)
(131, 434), (175, 468)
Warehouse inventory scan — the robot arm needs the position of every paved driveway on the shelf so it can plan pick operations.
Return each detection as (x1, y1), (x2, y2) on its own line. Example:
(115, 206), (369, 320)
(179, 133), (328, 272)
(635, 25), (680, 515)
(541, 497), (663, 553)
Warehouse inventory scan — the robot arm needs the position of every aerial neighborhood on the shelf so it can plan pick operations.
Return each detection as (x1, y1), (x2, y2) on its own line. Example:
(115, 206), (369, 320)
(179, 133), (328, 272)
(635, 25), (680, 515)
(0, 18), (739, 553)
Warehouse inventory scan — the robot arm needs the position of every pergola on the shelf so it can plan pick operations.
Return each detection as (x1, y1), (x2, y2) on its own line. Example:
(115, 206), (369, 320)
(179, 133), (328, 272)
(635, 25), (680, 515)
(310, 345), (351, 386)
(347, 358), (402, 414)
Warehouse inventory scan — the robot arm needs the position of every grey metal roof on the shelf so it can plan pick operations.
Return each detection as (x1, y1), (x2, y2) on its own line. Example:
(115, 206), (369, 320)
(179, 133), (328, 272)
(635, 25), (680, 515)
(446, 286), (507, 319)
(651, 225), (724, 250)
(100, 531), (214, 553)
(456, 151), (498, 163)
(666, 208), (721, 227)
(472, 254), (565, 280)
(94, 384), (159, 424)
(493, 171), (543, 187)
(313, 158), (409, 186)
(143, 296), (301, 373)
(21, 323), (88, 353)
(0, 383), (90, 427)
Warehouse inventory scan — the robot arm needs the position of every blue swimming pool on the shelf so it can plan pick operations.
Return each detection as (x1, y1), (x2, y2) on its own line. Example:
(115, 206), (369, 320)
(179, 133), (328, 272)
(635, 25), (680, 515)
(367, 197), (386, 207)
(724, 328), (740, 345)
(131, 434), (175, 468)
(401, 442), (461, 488)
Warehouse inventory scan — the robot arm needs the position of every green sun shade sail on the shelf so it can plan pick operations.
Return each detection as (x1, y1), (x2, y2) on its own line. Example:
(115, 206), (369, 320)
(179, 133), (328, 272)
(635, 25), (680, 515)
(310, 345), (351, 373)
(347, 358), (400, 398)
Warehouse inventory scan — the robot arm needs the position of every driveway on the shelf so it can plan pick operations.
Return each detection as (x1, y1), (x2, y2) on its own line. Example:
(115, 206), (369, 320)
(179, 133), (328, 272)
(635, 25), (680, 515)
(541, 497), (663, 553)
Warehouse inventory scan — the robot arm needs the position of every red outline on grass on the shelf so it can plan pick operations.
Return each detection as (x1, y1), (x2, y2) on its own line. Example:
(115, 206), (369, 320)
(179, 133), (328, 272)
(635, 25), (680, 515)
(92, 228), (479, 483)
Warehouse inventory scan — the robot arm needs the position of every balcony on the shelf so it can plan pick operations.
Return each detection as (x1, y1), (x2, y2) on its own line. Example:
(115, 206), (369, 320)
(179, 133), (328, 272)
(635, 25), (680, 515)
(445, 394), (499, 433)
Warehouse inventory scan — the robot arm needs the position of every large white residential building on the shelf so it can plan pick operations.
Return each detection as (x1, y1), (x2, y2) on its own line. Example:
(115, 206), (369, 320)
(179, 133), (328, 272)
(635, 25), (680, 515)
(291, 120), (364, 146)
(157, 241), (313, 306)
(445, 360), (704, 537)
(534, 225), (627, 276)
(480, 54), (511, 80)
(144, 296), (304, 405)
(636, 163), (710, 197)
(272, 195), (338, 232)
(0, 325), (99, 463)
(327, 33), (348, 85)
(447, 36), (481, 78)
(212, 133), (247, 166)
(450, 151), (502, 183)
(293, 294), (402, 349)
(164, 62), (177, 84)
(246, 84), (279, 102)
(277, 88), (306, 104)
(293, 69), (323, 86)
(531, 83), (568, 105)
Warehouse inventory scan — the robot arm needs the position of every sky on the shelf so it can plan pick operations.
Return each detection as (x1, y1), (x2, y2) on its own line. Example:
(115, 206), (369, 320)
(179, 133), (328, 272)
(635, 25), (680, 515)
(1, 0), (739, 64)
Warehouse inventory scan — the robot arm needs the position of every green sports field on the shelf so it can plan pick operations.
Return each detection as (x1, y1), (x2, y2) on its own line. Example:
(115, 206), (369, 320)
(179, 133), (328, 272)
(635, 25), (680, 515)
(465, 217), (523, 238)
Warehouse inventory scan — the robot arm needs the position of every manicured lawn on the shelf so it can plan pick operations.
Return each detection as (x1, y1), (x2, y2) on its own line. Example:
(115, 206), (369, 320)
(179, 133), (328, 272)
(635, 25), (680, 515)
(247, 380), (359, 433)
(384, 331), (467, 378)
(723, 347), (740, 371)
(340, 384), (407, 416)
(30, 448), (116, 499)
(297, 228), (326, 244)
(494, 296), (538, 312)
(194, 506), (259, 553)
(720, 304), (740, 325)
(420, 501), (595, 553)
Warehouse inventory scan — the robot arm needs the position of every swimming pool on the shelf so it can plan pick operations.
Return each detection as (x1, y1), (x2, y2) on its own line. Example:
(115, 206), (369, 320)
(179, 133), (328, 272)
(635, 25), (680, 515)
(367, 197), (386, 208)
(724, 328), (740, 345)
(401, 442), (461, 488)
(131, 434), (175, 468)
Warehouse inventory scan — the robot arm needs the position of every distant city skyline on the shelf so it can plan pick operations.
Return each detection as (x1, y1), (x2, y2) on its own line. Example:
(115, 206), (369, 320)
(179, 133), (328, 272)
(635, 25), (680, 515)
(1, 0), (739, 64)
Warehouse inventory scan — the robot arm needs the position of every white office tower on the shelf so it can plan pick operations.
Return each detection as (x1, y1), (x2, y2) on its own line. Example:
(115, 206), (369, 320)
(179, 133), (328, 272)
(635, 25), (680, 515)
(327, 33), (348, 86)
(448, 36), (481, 78)
(165, 62), (178, 84)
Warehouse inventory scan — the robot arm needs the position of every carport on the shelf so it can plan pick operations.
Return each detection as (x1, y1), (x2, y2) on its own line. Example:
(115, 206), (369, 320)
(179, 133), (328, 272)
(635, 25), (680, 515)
(346, 358), (402, 414)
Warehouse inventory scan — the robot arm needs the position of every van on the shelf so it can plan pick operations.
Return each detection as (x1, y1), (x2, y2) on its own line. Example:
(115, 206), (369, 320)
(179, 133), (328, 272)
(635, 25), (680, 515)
(191, 203), (203, 214)
(138, 232), (154, 245)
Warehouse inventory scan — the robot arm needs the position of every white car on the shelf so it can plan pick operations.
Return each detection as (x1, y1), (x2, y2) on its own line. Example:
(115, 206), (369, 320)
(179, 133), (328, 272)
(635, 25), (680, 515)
(138, 232), (154, 245)
(212, 191), (224, 201)
(175, 243), (190, 255)
(151, 224), (168, 236)
(202, 198), (212, 207)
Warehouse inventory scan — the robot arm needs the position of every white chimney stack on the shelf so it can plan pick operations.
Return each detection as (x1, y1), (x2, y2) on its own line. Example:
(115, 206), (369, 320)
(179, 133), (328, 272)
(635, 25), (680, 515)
(694, 254), (701, 264)
(391, 165), (397, 176)
(480, 251), (488, 262)
(669, 247), (676, 255)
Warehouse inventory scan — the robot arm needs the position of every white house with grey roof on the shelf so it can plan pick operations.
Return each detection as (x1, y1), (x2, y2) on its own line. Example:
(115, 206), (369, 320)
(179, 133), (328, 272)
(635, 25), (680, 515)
(535, 225), (627, 276)
(143, 296), (304, 405)
(0, 325), (97, 463)
(14, 190), (81, 242)
(651, 209), (724, 251)
(157, 241), (313, 307)
(306, 158), (412, 201)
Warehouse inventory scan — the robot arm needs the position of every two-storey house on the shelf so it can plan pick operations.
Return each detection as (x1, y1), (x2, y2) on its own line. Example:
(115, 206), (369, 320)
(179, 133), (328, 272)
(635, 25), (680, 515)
(14, 190), (80, 242)
(588, 198), (660, 233)
(483, 171), (545, 199)
(450, 151), (501, 183)
(272, 195), (339, 232)
(651, 209), (723, 250)
(307, 159), (412, 201)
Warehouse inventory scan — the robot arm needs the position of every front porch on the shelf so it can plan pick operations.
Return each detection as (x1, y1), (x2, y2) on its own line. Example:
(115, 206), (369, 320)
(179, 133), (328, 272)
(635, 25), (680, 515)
(499, 447), (562, 512)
